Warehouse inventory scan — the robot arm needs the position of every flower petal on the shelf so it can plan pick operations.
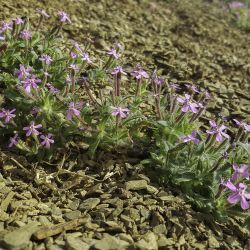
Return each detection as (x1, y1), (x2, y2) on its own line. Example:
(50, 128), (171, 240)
(227, 193), (240, 204)
(240, 196), (249, 210)
(225, 181), (237, 192)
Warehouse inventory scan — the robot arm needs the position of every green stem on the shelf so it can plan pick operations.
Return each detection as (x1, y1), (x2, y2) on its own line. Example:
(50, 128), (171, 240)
(135, 79), (141, 96)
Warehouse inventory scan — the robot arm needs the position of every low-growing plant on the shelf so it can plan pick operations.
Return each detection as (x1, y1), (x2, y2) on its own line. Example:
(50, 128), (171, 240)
(0, 10), (249, 228)
(226, 0), (250, 29)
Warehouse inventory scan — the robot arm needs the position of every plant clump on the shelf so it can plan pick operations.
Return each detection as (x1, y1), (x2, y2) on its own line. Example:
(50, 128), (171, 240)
(0, 10), (249, 230)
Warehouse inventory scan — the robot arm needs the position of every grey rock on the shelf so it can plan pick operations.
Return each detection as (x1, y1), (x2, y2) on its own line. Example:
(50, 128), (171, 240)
(51, 205), (62, 216)
(135, 232), (158, 250)
(146, 185), (158, 194)
(63, 210), (81, 221)
(68, 200), (80, 210)
(153, 224), (167, 234)
(157, 235), (175, 248)
(39, 216), (52, 226)
(125, 180), (148, 191)
(79, 198), (100, 211)
(117, 233), (134, 244)
(3, 222), (40, 250)
(94, 234), (129, 250)
(65, 235), (90, 250)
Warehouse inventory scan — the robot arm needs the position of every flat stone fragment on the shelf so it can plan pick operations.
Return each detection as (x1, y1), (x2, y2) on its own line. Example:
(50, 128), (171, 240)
(125, 180), (148, 191)
(103, 221), (125, 233)
(0, 191), (15, 212)
(47, 245), (64, 250)
(33, 217), (89, 240)
(117, 233), (134, 244)
(135, 232), (158, 250)
(65, 235), (90, 250)
(146, 185), (158, 194)
(63, 210), (81, 221)
(153, 224), (167, 234)
(10, 198), (39, 211)
(3, 222), (40, 250)
(0, 211), (9, 221)
(39, 216), (53, 226)
(79, 198), (100, 211)
(94, 235), (129, 250)
(157, 235), (175, 248)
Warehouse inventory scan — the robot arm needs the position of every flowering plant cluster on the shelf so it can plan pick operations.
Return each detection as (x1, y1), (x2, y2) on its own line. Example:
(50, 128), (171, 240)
(227, 0), (250, 29)
(0, 11), (249, 228)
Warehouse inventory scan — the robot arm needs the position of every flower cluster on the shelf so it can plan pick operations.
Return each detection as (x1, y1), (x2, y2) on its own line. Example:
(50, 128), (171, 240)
(66, 102), (83, 120)
(15, 64), (32, 79)
(111, 107), (129, 119)
(131, 65), (149, 80)
(21, 75), (41, 93)
(180, 130), (200, 144)
(206, 120), (230, 142)
(0, 21), (12, 34)
(223, 164), (250, 210)
(107, 47), (120, 59)
(58, 11), (71, 23)
(177, 94), (199, 113)
(39, 54), (53, 65)
(19, 30), (32, 40)
(0, 108), (16, 123)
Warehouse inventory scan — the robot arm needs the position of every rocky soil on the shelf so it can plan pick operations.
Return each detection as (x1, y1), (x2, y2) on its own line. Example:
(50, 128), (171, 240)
(0, 152), (250, 249)
(0, 0), (250, 249)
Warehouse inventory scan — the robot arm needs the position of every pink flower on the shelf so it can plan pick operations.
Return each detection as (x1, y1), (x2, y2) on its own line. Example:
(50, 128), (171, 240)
(0, 21), (12, 33)
(177, 94), (199, 113)
(107, 48), (120, 59)
(180, 130), (200, 144)
(81, 53), (92, 63)
(111, 66), (127, 75)
(70, 52), (78, 59)
(111, 107), (129, 118)
(185, 84), (200, 93)
(45, 83), (60, 94)
(58, 11), (71, 23)
(31, 107), (40, 116)
(151, 72), (164, 85)
(231, 164), (249, 182)
(15, 64), (32, 79)
(14, 17), (24, 25)
(66, 102), (82, 120)
(0, 108), (16, 123)
(72, 41), (82, 53)
(21, 75), (41, 93)
(39, 54), (53, 65)
(68, 64), (79, 71)
(131, 66), (149, 80)
(37, 9), (50, 18)
(229, 1), (245, 9)
(206, 120), (230, 142)
(169, 83), (181, 91)
(23, 121), (42, 137)
(9, 134), (19, 148)
(233, 119), (250, 132)
(225, 181), (250, 210)
(40, 133), (54, 148)
(19, 30), (32, 40)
